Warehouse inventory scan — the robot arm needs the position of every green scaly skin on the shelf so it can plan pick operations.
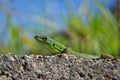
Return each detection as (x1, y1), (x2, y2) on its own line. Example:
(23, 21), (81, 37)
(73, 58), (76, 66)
(34, 35), (99, 58)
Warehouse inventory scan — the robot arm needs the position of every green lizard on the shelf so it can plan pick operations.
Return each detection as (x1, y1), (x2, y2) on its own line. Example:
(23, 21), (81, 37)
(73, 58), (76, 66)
(34, 35), (99, 58)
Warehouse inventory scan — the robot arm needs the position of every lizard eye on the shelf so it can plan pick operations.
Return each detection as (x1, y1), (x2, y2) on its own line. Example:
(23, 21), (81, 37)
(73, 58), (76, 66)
(42, 36), (47, 41)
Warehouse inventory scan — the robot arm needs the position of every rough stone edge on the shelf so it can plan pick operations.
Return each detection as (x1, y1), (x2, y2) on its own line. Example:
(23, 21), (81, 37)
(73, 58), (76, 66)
(0, 54), (120, 80)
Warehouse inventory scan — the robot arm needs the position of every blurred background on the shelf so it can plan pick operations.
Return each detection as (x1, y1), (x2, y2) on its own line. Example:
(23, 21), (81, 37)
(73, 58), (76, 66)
(0, 0), (120, 56)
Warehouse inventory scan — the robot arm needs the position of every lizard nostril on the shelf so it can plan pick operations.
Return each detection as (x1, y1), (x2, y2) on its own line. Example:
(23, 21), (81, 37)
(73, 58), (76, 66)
(34, 36), (39, 39)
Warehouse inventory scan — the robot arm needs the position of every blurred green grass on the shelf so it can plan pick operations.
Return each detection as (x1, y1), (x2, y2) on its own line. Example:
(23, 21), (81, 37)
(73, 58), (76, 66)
(50, 2), (120, 57)
(0, 1), (119, 57)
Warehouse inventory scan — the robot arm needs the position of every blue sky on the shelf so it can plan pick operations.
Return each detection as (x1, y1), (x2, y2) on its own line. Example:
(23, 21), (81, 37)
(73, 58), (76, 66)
(0, 0), (118, 26)
(0, 0), (118, 27)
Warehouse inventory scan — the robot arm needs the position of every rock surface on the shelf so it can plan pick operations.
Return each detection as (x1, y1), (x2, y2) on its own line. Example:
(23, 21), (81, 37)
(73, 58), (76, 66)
(0, 54), (120, 80)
